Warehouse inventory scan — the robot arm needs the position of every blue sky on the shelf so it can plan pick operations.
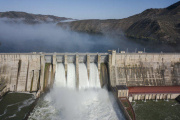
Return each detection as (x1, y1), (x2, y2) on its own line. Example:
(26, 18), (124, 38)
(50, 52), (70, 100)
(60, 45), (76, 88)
(0, 0), (179, 19)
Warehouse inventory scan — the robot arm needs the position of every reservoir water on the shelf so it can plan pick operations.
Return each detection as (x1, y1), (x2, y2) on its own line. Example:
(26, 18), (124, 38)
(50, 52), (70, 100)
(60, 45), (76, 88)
(131, 100), (180, 120)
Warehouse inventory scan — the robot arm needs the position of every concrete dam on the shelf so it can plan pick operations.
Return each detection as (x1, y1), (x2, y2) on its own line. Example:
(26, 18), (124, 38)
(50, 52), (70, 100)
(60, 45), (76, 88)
(1, 51), (180, 119)
(0, 52), (109, 94)
(1, 51), (180, 97)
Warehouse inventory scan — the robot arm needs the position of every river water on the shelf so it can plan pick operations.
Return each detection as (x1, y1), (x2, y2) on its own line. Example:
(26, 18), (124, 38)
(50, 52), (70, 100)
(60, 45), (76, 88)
(131, 100), (180, 120)
(28, 88), (125, 120)
(0, 92), (35, 120)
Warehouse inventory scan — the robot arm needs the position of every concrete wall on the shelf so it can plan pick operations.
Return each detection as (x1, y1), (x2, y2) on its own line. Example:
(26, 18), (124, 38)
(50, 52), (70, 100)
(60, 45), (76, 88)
(43, 63), (53, 92)
(45, 53), (108, 63)
(43, 52), (180, 88)
(118, 90), (129, 97)
(129, 93), (179, 102)
(114, 53), (180, 86)
(1, 51), (180, 96)
(100, 63), (109, 87)
(0, 53), (108, 94)
(0, 54), (42, 93)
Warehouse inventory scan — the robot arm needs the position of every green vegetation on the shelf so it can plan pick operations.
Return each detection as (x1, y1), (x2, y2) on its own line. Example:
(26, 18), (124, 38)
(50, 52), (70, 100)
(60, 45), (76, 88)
(127, 109), (134, 120)
(125, 34), (158, 42)
(122, 101), (130, 108)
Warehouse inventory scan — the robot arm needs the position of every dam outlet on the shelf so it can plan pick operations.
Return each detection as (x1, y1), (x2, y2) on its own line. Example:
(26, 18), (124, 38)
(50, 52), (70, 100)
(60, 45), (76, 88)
(28, 61), (125, 120)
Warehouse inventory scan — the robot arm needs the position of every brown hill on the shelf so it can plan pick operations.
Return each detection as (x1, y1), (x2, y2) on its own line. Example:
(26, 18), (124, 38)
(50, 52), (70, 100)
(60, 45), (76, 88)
(0, 11), (72, 23)
(57, 1), (180, 43)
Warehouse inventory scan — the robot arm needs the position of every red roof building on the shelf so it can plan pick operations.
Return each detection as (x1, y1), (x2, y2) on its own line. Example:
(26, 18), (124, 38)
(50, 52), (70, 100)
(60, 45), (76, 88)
(128, 86), (180, 94)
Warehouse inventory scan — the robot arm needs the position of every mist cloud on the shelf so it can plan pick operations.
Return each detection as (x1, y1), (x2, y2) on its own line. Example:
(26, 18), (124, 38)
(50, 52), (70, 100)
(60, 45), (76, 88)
(0, 18), (179, 53)
(0, 18), (117, 53)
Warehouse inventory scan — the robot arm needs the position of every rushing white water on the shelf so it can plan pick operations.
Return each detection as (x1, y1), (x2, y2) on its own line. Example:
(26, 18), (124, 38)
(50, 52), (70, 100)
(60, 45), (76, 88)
(55, 63), (100, 89)
(28, 62), (125, 120)
(28, 87), (125, 120)
(67, 63), (76, 89)
(54, 63), (66, 87)
(79, 63), (89, 89)
(89, 63), (101, 88)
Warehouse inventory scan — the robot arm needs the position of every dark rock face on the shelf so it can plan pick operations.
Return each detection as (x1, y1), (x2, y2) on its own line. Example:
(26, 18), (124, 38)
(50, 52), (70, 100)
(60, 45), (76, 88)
(57, 1), (180, 43)
(176, 95), (180, 103)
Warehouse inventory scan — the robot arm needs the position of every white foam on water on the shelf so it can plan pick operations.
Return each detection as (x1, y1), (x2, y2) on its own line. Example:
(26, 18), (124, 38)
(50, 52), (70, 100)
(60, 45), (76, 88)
(67, 63), (76, 89)
(0, 95), (35, 118)
(28, 87), (125, 120)
(0, 109), (7, 117)
(0, 100), (23, 117)
(18, 97), (35, 111)
(79, 63), (89, 89)
(8, 114), (16, 118)
(89, 63), (101, 88)
(28, 62), (125, 120)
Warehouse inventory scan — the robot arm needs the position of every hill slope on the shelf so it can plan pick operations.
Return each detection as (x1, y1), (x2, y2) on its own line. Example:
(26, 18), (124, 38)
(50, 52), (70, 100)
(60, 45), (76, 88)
(57, 1), (180, 43)
(0, 11), (72, 24)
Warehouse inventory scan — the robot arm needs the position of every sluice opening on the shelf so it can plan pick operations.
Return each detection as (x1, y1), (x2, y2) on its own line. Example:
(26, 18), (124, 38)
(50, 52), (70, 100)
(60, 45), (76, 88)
(28, 62), (125, 120)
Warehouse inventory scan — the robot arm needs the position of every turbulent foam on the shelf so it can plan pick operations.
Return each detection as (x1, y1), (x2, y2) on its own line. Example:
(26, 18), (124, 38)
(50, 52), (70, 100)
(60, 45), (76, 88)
(28, 62), (125, 120)
(28, 88), (125, 120)
(8, 114), (16, 118)
(18, 97), (35, 111)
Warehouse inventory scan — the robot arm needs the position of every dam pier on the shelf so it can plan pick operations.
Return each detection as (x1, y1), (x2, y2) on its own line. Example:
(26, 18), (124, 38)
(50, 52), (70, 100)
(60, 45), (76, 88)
(0, 51), (180, 120)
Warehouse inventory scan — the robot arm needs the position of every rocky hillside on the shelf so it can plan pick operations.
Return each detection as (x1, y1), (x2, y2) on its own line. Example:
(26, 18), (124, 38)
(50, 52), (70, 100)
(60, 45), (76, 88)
(57, 1), (180, 43)
(0, 11), (72, 24)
